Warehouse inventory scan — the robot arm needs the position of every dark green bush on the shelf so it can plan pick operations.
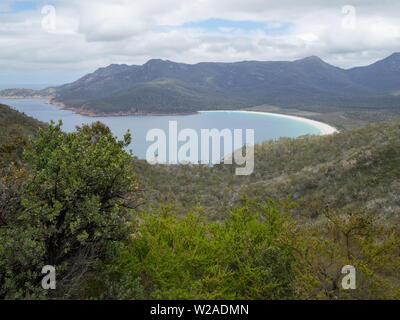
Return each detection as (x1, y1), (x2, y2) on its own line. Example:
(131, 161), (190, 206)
(0, 121), (139, 299)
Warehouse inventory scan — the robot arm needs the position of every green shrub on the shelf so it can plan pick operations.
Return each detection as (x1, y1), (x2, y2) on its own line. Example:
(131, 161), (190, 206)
(95, 200), (296, 300)
(284, 205), (400, 300)
(0, 121), (139, 299)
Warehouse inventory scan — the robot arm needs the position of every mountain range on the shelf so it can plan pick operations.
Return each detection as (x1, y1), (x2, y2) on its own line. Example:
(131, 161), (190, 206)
(2, 53), (400, 115)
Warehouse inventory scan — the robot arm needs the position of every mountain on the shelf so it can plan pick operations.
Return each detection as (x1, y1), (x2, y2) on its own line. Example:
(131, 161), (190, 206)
(348, 53), (400, 94)
(2, 53), (400, 115)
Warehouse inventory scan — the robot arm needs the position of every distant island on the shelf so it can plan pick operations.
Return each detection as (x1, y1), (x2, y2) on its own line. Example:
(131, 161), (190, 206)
(2, 53), (400, 126)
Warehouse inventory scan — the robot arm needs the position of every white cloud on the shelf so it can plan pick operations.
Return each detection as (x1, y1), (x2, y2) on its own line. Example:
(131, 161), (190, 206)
(298, 33), (320, 42)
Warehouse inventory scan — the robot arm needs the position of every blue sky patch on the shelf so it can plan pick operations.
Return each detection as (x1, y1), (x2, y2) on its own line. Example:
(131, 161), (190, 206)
(157, 18), (292, 35)
(185, 19), (290, 33)
(154, 19), (293, 34)
(0, 1), (40, 13)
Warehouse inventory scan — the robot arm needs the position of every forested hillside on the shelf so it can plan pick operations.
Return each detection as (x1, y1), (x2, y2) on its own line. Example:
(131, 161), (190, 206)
(135, 121), (400, 220)
(0, 105), (399, 300)
(0, 104), (45, 144)
(3, 53), (400, 116)
(0, 104), (46, 166)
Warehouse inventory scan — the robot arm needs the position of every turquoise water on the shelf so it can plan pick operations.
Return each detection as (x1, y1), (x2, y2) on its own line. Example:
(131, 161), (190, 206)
(0, 98), (322, 161)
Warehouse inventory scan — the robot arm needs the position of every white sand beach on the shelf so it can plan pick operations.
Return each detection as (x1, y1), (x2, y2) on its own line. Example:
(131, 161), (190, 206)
(199, 110), (339, 135)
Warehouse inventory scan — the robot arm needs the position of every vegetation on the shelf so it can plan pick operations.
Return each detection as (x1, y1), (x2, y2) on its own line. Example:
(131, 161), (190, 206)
(0, 105), (399, 300)
(0, 104), (45, 144)
(88, 201), (296, 300)
(0, 119), (139, 299)
(81, 79), (242, 114)
(0, 104), (45, 167)
(134, 121), (400, 221)
(83, 200), (400, 300)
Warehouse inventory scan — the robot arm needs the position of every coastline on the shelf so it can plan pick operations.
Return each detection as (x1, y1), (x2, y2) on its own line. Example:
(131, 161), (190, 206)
(49, 100), (340, 133)
(0, 95), (51, 99)
(47, 99), (197, 117)
(0, 96), (338, 134)
(198, 110), (339, 135)
(0, 96), (196, 117)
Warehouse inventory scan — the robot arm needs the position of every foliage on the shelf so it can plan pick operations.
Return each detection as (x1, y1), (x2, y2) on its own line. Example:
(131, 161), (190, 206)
(1, 106), (400, 300)
(0, 121), (139, 298)
(0, 164), (46, 299)
(0, 104), (45, 144)
(284, 205), (400, 299)
(134, 121), (400, 220)
(91, 200), (296, 300)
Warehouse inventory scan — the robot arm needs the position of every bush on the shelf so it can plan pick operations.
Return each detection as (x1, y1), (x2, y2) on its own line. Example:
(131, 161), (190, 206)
(284, 205), (400, 299)
(93, 200), (296, 300)
(0, 121), (139, 299)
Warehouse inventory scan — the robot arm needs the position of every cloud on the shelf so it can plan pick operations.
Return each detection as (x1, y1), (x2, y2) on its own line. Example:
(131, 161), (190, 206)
(298, 33), (320, 43)
(1, 0), (400, 85)
(0, 1), (13, 12)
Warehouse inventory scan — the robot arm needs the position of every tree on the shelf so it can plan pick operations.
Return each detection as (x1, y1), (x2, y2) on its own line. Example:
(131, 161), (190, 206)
(283, 204), (400, 300)
(0, 121), (140, 298)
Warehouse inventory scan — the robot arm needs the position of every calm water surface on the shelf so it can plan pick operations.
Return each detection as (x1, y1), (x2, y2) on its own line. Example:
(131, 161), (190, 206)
(1, 98), (322, 161)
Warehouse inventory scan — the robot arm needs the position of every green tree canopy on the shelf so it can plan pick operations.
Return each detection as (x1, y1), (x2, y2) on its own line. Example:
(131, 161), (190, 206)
(0, 121), (139, 298)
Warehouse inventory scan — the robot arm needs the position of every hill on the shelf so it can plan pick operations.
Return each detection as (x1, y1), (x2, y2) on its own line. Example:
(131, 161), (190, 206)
(0, 107), (399, 299)
(0, 104), (45, 144)
(1, 102), (399, 221)
(134, 121), (400, 222)
(0, 103), (46, 166)
(2, 54), (400, 116)
(348, 53), (400, 93)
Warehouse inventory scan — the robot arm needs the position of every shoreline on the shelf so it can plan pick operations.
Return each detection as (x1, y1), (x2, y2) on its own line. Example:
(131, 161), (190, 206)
(0, 96), (339, 134)
(198, 110), (339, 135)
(48, 100), (339, 133)
(47, 99), (197, 117)
(47, 99), (339, 134)
(0, 95), (51, 99)
(0, 96), (197, 117)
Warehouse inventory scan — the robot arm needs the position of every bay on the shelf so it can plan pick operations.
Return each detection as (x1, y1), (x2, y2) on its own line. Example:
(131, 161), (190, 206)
(0, 98), (322, 161)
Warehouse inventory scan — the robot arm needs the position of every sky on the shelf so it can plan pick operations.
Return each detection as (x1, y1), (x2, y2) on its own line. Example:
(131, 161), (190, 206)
(1, 0), (400, 87)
